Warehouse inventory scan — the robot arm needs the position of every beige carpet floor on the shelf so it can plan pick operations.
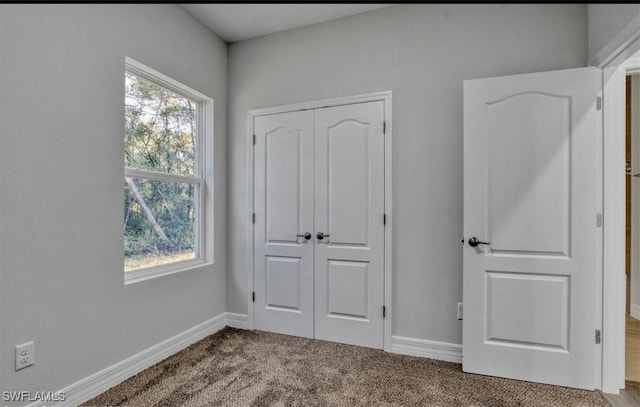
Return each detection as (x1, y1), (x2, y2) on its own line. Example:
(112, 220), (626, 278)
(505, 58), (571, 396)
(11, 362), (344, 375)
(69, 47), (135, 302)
(85, 327), (610, 407)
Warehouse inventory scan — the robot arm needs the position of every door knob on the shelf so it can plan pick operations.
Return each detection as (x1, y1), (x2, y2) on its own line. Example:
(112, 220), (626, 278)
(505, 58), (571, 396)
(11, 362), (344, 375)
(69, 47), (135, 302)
(468, 237), (490, 247)
(296, 232), (312, 240)
(316, 232), (330, 240)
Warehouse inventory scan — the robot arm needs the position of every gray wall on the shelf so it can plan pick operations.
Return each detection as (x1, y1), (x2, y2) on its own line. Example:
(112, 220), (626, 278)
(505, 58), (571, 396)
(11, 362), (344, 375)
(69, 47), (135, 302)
(0, 4), (227, 399)
(588, 4), (640, 63)
(227, 4), (587, 344)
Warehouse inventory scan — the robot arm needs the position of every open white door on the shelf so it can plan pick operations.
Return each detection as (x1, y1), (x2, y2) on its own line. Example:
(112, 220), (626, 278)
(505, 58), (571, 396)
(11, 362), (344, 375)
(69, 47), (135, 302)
(463, 67), (601, 390)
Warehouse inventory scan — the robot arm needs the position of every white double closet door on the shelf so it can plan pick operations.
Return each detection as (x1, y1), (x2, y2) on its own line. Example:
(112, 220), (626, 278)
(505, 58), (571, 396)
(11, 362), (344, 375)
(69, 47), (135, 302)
(253, 101), (385, 349)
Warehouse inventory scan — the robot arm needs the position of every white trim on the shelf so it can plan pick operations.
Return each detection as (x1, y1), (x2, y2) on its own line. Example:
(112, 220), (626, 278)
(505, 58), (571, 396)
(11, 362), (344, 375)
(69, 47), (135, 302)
(125, 56), (212, 103)
(249, 91), (394, 118)
(124, 258), (210, 285)
(391, 336), (462, 364)
(246, 91), (393, 350)
(602, 65), (626, 395)
(124, 168), (204, 185)
(590, 14), (640, 69)
(247, 103), (255, 331)
(226, 312), (249, 329)
(602, 57), (640, 395)
(624, 57), (640, 75)
(383, 93), (393, 352)
(595, 70), (605, 391)
(27, 314), (227, 407)
(632, 304), (640, 320)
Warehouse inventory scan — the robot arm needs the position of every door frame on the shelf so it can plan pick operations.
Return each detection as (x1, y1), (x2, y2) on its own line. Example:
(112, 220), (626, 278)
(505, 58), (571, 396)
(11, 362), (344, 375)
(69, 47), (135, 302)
(631, 70), (640, 322)
(246, 91), (393, 351)
(600, 28), (640, 393)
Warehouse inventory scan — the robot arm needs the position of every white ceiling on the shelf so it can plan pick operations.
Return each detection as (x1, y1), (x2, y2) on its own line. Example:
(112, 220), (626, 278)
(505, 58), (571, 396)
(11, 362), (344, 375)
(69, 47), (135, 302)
(180, 4), (394, 43)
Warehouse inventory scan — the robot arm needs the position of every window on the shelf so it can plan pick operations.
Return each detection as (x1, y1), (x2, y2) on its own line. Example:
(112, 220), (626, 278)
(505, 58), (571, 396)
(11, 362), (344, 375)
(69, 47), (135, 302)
(123, 57), (213, 283)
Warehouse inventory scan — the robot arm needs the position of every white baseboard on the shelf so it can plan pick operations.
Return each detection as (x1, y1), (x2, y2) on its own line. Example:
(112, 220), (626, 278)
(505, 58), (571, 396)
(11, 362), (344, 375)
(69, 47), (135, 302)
(391, 335), (462, 364)
(226, 312), (249, 329)
(28, 313), (227, 407)
(632, 304), (640, 320)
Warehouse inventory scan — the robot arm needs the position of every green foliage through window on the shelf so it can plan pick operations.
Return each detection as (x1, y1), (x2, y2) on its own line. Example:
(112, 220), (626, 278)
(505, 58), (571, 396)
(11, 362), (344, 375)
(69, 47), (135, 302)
(124, 71), (200, 271)
(125, 72), (197, 176)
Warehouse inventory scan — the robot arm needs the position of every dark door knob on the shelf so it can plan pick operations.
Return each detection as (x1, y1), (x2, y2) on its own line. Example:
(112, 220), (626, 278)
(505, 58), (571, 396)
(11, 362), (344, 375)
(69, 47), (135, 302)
(296, 232), (312, 240)
(468, 237), (490, 247)
(316, 232), (330, 240)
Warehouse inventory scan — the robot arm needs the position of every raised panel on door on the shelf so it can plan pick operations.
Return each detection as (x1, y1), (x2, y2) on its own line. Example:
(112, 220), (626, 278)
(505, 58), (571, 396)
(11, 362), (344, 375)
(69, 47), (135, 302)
(254, 110), (314, 338)
(485, 272), (570, 350)
(327, 260), (369, 318)
(487, 93), (571, 256)
(314, 101), (385, 349)
(463, 67), (600, 389)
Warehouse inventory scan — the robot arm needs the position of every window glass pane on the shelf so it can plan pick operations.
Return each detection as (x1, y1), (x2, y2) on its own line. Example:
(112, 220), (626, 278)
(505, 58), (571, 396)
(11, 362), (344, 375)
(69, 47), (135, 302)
(125, 72), (197, 176)
(124, 177), (197, 271)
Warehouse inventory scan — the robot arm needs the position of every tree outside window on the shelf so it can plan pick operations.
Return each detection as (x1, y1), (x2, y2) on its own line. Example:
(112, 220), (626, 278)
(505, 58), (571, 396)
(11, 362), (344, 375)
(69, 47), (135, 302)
(124, 65), (206, 275)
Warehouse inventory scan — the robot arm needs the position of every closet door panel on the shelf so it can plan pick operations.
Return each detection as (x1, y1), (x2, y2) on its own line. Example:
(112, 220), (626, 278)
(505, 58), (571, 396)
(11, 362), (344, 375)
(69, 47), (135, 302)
(313, 101), (385, 349)
(254, 110), (315, 338)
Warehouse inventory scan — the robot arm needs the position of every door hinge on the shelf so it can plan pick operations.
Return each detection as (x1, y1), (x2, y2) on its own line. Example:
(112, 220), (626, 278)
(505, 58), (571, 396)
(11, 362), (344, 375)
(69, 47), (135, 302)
(383, 121), (386, 134)
(383, 213), (387, 225)
(595, 329), (601, 344)
(383, 305), (386, 318)
(253, 134), (256, 145)
(596, 213), (603, 228)
(596, 96), (602, 111)
(252, 213), (256, 224)
(252, 291), (255, 303)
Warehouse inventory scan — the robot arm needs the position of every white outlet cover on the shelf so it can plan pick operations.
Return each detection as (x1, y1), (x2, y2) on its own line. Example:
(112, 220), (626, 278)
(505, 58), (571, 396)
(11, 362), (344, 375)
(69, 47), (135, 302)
(15, 341), (34, 371)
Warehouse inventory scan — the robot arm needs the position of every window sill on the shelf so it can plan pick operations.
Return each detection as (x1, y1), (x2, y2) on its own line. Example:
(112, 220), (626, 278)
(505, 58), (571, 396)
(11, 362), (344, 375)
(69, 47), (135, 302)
(124, 258), (210, 285)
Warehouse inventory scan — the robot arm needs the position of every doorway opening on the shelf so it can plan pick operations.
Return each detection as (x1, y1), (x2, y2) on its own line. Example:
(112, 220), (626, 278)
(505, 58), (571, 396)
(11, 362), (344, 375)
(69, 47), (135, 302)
(625, 70), (640, 401)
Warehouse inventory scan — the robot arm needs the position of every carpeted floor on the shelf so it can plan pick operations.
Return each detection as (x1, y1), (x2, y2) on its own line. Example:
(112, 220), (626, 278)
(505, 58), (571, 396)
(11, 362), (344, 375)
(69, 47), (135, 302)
(85, 327), (610, 407)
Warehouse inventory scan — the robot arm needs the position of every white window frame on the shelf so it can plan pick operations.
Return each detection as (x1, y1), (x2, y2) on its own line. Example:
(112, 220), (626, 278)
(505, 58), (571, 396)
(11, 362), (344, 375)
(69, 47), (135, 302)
(124, 57), (214, 284)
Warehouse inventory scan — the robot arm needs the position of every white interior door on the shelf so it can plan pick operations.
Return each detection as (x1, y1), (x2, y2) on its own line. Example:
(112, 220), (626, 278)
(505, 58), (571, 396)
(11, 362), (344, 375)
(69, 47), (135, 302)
(254, 110), (315, 338)
(463, 67), (601, 390)
(314, 101), (386, 349)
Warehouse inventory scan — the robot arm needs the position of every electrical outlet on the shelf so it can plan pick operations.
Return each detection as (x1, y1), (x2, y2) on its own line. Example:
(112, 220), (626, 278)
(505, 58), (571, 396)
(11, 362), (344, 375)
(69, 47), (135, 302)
(15, 341), (34, 371)
(457, 302), (463, 320)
